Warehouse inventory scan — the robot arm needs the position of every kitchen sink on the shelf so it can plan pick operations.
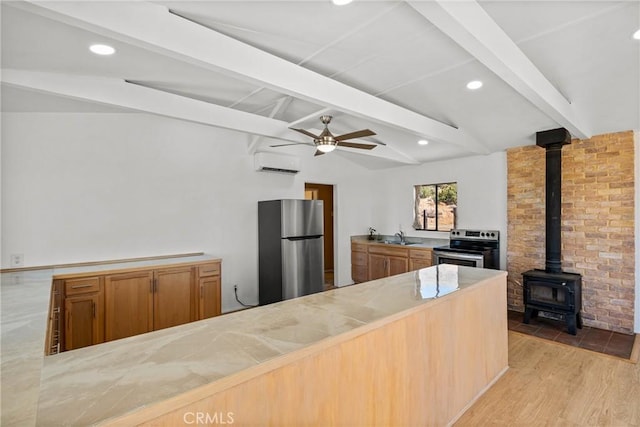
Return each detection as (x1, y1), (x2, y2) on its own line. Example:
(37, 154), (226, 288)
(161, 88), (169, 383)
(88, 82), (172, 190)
(383, 241), (416, 246)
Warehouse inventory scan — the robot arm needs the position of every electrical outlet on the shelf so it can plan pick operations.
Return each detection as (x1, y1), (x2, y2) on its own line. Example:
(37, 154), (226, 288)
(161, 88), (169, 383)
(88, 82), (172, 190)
(10, 254), (24, 267)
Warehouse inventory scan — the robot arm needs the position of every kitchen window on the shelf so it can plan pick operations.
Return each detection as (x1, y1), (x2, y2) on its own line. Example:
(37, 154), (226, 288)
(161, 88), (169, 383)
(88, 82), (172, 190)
(413, 183), (457, 231)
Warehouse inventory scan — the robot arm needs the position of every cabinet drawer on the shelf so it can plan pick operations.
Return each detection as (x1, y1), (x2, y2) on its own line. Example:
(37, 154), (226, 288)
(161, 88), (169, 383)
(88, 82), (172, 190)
(410, 259), (432, 271)
(352, 251), (367, 266)
(65, 277), (101, 296)
(351, 242), (368, 253)
(409, 249), (432, 260)
(198, 263), (221, 277)
(368, 245), (409, 257)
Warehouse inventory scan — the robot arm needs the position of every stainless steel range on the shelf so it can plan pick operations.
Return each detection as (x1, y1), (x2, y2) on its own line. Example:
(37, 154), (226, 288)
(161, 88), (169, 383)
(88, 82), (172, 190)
(432, 229), (500, 269)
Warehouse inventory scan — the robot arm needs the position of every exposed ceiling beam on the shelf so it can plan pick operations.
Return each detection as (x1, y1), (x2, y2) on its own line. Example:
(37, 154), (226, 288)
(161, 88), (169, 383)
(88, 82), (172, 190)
(2, 69), (419, 165)
(247, 96), (293, 154)
(10, 0), (489, 154)
(408, 0), (591, 139)
(1, 69), (298, 143)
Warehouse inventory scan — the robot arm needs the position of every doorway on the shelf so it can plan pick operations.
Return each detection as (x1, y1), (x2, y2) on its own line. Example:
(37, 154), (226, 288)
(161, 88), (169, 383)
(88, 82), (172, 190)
(305, 183), (334, 289)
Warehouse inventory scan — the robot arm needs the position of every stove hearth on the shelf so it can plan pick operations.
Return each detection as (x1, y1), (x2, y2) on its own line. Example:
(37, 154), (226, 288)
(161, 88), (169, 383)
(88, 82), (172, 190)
(522, 127), (583, 335)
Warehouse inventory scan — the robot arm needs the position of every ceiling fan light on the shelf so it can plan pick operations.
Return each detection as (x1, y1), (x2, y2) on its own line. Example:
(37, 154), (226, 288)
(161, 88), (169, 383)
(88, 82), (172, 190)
(332, 0), (353, 5)
(317, 144), (336, 153)
(633, 29), (640, 40)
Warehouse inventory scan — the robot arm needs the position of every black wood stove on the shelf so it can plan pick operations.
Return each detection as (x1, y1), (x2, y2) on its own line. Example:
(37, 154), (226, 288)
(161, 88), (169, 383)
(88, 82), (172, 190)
(522, 128), (583, 335)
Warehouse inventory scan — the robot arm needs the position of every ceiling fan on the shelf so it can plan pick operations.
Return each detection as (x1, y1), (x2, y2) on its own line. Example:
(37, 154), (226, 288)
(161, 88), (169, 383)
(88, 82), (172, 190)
(271, 115), (379, 156)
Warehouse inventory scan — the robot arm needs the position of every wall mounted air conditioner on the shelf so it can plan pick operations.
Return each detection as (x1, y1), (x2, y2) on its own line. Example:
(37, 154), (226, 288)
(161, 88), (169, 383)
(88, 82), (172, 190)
(254, 152), (300, 174)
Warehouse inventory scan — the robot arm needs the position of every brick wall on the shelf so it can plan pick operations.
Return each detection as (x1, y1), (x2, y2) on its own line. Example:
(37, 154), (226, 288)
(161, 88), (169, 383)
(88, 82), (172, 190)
(507, 131), (635, 334)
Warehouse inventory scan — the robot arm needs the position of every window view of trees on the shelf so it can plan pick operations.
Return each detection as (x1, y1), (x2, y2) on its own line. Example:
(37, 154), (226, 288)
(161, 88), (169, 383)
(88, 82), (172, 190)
(413, 183), (457, 231)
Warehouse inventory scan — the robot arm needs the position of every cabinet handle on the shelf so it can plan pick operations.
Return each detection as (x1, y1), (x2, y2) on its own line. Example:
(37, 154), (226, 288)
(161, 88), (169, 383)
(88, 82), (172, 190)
(92, 301), (96, 318)
(150, 280), (153, 293)
(200, 285), (203, 298)
(71, 284), (93, 289)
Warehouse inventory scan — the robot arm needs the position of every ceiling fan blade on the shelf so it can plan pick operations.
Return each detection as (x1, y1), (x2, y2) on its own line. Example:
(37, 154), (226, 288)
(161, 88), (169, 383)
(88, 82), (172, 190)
(290, 127), (320, 139)
(270, 142), (315, 147)
(336, 141), (377, 150)
(314, 150), (325, 156)
(334, 129), (376, 141)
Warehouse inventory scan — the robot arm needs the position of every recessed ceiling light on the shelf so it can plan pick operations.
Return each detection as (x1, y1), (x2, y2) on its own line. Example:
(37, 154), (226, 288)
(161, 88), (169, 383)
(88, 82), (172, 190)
(89, 44), (115, 55)
(332, 0), (353, 5)
(633, 29), (640, 40)
(466, 80), (483, 90)
(418, 139), (429, 146)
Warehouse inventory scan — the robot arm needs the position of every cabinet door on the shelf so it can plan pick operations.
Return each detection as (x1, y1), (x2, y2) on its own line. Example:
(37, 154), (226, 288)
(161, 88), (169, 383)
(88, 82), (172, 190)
(388, 256), (409, 276)
(154, 266), (195, 330)
(105, 271), (154, 341)
(352, 265), (368, 283)
(65, 293), (103, 351)
(351, 250), (368, 283)
(368, 254), (388, 280)
(199, 276), (221, 320)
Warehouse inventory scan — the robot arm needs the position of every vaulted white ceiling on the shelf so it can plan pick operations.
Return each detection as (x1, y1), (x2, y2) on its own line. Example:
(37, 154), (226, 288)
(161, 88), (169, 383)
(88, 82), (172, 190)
(2, 1), (638, 168)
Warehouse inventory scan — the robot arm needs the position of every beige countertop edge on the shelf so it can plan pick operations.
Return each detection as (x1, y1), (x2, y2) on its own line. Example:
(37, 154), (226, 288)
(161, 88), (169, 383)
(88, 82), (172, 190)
(50, 257), (222, 279)
(101, 270), (508, 426)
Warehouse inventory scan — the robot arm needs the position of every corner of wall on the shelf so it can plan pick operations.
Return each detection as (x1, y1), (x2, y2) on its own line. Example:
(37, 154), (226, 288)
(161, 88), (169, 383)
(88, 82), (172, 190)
(635, 130), (640, 333)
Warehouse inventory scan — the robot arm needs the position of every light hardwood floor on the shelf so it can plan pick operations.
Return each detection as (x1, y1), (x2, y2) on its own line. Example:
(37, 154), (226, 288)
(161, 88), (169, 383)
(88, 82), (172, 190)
(456, 331), (640, 426)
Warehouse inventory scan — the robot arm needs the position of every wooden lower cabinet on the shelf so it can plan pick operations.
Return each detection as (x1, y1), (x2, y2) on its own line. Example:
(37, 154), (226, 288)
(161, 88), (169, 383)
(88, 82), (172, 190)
(105, 267), (197, 340)
(351, 242), (368, 283)
(197, 262), (222, 319)
(105, 271), (154, 342)
(198, 276), (221, 319)
(352, 242), (434, 283)
(57, 259), (222, 351)
(154, 266), (196, 330)
(368, 253), (409, 280)
(63, 276), (104, 352)
(65, 292), (104, 351)
(409, 248), (433, 271)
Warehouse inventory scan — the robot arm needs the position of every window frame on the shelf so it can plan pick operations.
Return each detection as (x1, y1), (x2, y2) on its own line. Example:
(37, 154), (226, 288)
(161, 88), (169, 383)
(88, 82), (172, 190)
(413, 182), (457, 232)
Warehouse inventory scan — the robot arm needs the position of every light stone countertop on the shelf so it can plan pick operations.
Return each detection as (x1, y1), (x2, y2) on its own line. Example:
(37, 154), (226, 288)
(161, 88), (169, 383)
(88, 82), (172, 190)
(1, 257), (505, 426)
(0, 254), (219, 427)
(351, 234), (449, 248)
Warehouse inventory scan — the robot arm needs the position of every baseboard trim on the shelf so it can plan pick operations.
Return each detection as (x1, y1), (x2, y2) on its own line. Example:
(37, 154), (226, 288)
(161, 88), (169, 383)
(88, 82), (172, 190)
(630, 334), (640, 364)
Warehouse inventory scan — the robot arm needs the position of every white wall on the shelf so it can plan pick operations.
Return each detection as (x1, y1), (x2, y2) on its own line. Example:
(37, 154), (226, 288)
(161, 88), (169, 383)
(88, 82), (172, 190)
(4, 112), (634, 331)
(368, 152), (509, 269)
(1, 112), (374, 311)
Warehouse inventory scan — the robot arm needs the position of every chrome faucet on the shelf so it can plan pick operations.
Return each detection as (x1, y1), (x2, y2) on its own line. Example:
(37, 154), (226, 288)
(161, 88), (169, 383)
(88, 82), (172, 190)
(395, 231), (405, 244)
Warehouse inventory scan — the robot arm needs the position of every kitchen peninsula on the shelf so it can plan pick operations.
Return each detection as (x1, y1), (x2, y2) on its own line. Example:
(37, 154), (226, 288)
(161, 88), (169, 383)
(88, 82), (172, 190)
(2, 262), (507, 426)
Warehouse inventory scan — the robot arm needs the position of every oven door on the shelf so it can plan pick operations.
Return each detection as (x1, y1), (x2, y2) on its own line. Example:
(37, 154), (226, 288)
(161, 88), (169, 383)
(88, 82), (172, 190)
(432, 250), (484, 268)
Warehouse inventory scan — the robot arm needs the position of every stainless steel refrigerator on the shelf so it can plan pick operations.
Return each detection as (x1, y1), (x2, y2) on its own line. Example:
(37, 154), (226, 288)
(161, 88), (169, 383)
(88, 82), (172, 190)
(258, 199), (324, 305)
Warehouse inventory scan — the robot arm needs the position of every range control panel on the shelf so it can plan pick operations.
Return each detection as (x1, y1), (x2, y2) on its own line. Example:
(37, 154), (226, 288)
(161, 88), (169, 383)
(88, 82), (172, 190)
(449, 229), (500, 241)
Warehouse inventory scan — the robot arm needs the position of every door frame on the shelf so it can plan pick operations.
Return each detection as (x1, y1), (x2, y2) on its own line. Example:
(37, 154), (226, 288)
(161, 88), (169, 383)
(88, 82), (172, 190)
(304, 182), (335, 287)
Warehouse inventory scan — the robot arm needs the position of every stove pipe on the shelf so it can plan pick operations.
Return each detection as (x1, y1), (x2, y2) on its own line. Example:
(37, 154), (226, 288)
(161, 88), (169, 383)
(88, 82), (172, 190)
(536, 128), (572, 274)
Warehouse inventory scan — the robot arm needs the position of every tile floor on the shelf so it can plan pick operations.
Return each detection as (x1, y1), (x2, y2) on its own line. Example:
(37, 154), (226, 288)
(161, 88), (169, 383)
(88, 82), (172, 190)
(507, 310), (635, 359)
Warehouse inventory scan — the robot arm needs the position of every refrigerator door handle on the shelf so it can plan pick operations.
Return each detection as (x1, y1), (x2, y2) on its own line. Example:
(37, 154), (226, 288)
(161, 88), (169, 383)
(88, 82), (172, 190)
(284, 235), (323, 241)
